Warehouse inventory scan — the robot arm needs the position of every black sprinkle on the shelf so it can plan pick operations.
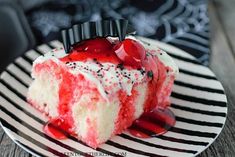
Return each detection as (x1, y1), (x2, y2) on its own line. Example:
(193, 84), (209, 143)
(124, 75), (131, 79)
(94, 59), (103, 67)
(117, 63), (124, 70)
(97, 62), (103, 67)
(138, 68), (146, 75)
(147, 70), (154, 79)
(66, 62), (69, 64)
(140, 69), (146, 75)
(160, 53), (163, 55)
(97, 69), (101, 73)
(105, 90), (109, 94)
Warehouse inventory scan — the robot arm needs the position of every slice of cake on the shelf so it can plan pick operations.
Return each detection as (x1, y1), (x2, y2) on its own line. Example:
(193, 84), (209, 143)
(27, 36), (178, 148)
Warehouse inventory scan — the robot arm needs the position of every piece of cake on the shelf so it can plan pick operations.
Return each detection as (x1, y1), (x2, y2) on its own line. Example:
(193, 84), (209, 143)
(27, 36), (178, 148)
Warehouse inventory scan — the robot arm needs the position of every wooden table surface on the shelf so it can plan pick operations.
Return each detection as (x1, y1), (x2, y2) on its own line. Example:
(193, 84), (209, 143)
(1, 0), (235, 156)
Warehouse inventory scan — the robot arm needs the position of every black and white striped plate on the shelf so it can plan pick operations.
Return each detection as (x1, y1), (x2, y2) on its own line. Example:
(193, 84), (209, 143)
(0, 37), (227, 157)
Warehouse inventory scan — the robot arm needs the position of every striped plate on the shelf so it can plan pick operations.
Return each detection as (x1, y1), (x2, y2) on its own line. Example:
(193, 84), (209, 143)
(0, 37), (227, 157)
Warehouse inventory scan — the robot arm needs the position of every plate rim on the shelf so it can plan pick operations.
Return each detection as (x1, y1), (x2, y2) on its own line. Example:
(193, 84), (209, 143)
(0, 38), (228, 157)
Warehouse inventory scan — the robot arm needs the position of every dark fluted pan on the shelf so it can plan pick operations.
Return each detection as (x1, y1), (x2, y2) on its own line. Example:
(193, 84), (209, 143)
(61, 19), (135, 53)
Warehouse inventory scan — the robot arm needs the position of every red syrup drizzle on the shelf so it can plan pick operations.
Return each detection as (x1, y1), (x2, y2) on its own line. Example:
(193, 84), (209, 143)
(128, 108), (176, 138)
(44, 117), (68, 139)
(42, 37), (175, 139)
(43, 116), (77, 139)
(60, 37), (122, 64)
(43, 38), (120, 140)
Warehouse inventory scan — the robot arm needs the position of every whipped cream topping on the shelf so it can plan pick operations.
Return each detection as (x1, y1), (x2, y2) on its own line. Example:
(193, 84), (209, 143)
(34, 48), (147, 100)
(66, 59), (146, 96)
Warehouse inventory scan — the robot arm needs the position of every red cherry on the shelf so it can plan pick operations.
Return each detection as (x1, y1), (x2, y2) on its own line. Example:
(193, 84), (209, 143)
(113, 39), (146, 68)
(60, 37), (121, 63)
(73, 37), (112, 53)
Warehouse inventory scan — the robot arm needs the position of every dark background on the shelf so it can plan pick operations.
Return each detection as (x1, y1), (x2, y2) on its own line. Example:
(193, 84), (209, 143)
(0, 0), (209, 72)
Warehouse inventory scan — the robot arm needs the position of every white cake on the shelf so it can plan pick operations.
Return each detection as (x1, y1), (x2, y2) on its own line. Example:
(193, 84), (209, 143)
(27, 36), (178, 148)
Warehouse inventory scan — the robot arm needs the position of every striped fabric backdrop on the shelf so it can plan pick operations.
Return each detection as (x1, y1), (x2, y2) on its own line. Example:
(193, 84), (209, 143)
(27, 0), (210, 65)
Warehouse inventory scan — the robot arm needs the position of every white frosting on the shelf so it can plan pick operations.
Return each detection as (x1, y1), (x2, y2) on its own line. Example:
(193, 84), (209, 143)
(33, 36), (178, 100)
(135, 36), (179, 75)
(33, 47), (146, 100)
(66, 60), (146, 96)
